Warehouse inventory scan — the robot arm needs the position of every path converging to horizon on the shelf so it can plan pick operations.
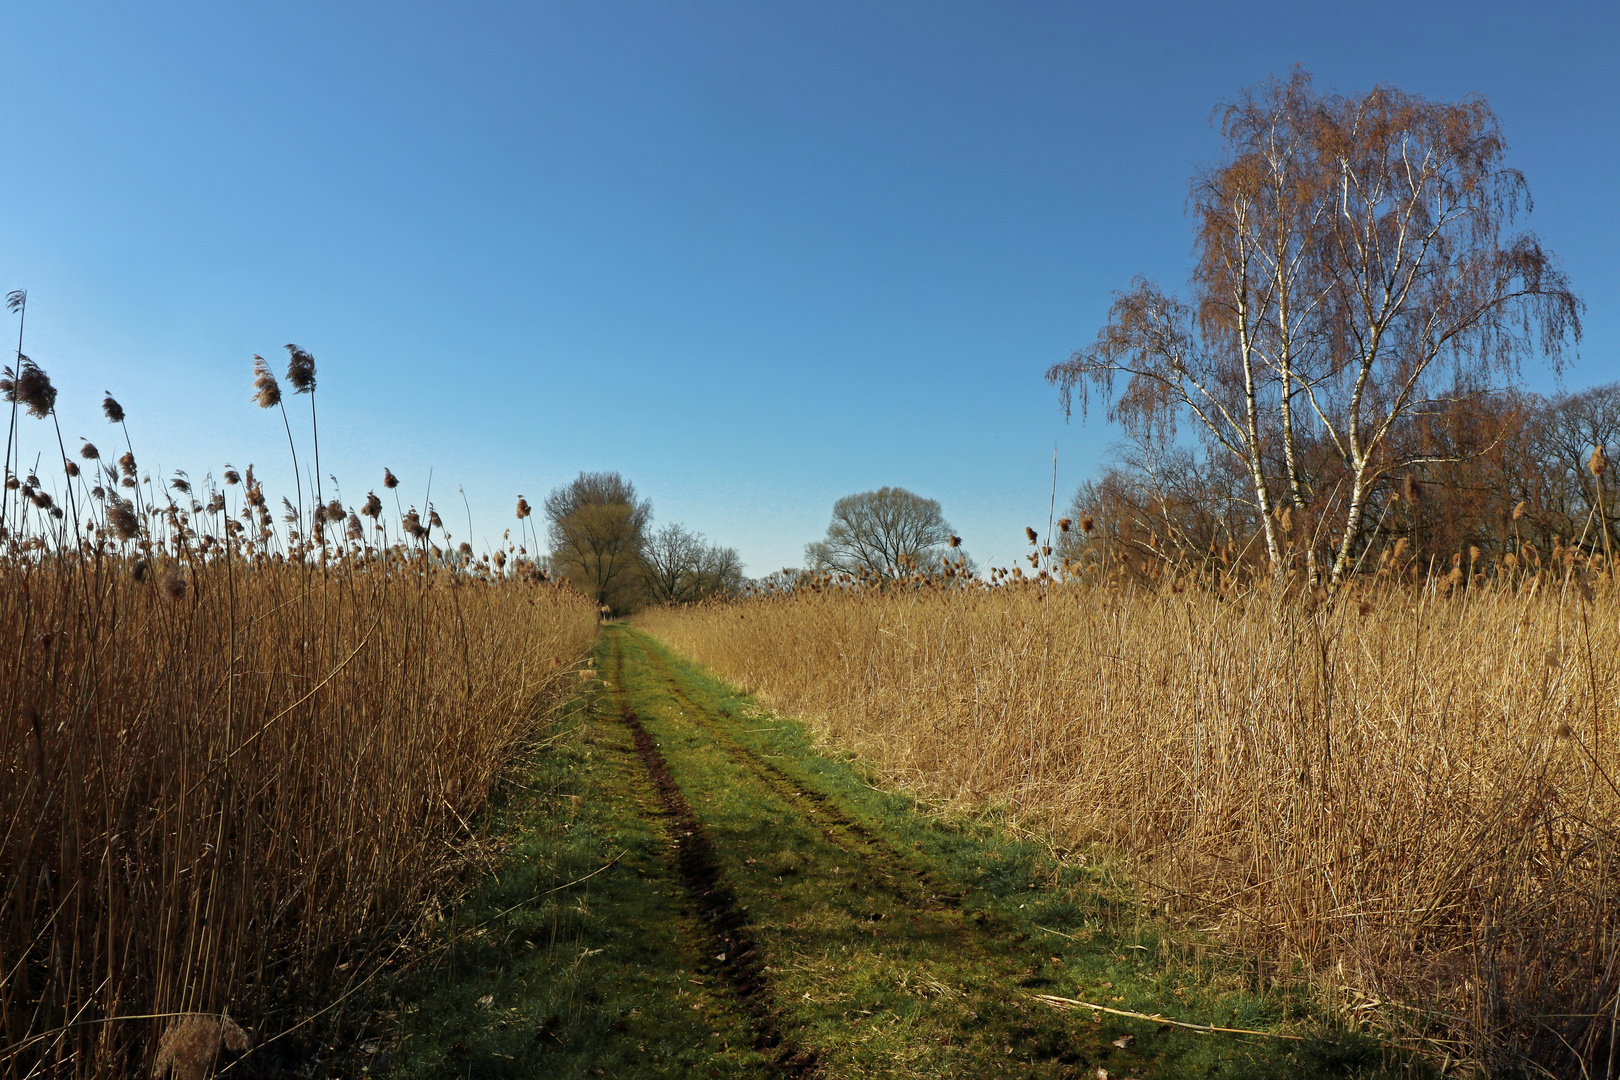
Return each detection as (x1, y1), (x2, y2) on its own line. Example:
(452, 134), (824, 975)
(388, 628), (1413, 1079)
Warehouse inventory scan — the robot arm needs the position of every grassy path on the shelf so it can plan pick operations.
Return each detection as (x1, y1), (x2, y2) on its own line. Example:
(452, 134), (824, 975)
(386, 627), (1429, 1079)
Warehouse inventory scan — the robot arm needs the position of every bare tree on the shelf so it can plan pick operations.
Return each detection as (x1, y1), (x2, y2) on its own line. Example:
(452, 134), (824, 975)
(544, 471), (651, 614)
(1530, 383), (1620, 556)
(1059, 431), (1261, 577)
(1050, 71), (1581, 588)
(805, 487), (962, 580)
(644, 522), (744, 604)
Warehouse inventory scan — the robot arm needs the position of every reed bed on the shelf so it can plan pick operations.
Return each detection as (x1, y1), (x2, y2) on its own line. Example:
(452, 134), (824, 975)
(0, 546), (597, 1077)
(1, 341), (599, 1076)
(642, 579), (1620, 1075)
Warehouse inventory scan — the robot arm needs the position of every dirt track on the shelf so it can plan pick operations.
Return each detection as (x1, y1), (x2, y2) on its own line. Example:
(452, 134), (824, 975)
(387, 627), (1417, 1079)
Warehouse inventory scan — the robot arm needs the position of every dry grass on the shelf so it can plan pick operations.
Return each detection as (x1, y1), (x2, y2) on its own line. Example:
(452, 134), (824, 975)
(1, 518), (596, 1076)
(642, 577), (1620, 1075)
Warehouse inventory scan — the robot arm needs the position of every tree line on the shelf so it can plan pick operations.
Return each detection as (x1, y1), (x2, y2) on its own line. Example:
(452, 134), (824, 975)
(1058, 381), (1617, 583)
(544, 471), (743, 613)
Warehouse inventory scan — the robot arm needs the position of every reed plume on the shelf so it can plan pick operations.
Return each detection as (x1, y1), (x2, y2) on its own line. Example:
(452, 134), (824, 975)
(8, 357), (55, 418)
(151, 1013), (251, 1080)
(284, 345), (322, 532)
(252, 356), (303, 531)
(283, 344), (316, 394)
(250, 357), (282, 410)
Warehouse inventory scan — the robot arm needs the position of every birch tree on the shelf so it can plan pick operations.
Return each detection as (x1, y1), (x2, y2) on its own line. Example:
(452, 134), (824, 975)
(1049, 70), (1581, 588)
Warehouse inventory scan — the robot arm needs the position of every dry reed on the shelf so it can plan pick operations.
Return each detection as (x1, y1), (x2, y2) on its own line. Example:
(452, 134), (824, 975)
(0, 542), (596, 1077)
(2, 356), (598, 1076)
(642, 577), (1620, 1075)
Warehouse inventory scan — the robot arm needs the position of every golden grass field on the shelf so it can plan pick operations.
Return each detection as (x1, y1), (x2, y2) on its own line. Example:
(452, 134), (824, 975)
(1, 542), (597, 1076)
(641, 577), (1620, 1071)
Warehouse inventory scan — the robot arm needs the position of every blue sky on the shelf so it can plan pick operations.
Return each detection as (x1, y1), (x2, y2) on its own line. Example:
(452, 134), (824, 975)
(3, 2), (1615, 573)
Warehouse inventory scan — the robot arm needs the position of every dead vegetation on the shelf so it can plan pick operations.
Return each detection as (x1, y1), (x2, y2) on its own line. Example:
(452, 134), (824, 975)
(641, 573), (1620, 1075)
(1, 348), (598, 1077)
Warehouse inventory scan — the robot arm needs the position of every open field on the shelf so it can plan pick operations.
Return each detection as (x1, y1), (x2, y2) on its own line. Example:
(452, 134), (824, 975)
(389, 626), (1418, 1078)
(640, 581), (1620, 1075)
(0, 545), (597, 1077)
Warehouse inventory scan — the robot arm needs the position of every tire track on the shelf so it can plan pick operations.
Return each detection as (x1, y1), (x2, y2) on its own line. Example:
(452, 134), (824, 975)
(632, 637), (967, 911)
(606, 638), (819, 1078)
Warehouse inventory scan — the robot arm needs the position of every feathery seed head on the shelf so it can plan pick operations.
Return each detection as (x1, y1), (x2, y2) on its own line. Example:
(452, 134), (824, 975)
(325, 499), (344, 522)
(102, 394), (125, 423)
(223, 468), (240, 485)
(1512, 500), (1527, 521)
(1058, 517), (1072, 533)
(64, 460), (80, 477)
(1591, 445), (1608, 477)
(153, 1013), (252, 1080)
(251, 356), (282, 409)
(1404, 475), (1423, 506)
(362, 491), (382, 518)
(163, 567), (188, 600)
(948, 535), (961, 548)
(8, 358), (57, 417)
(346, 511), (364, 540)
(383, 468), (399, 489)
(1025, 526), (1038, 545)
(284, 344), (316, 393)
(1081, 515), (1094, 534)
(516, 497), (531, 519)
(80, 442), (99, 460)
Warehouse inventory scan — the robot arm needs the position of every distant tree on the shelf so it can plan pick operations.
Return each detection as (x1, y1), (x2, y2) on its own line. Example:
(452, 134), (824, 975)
(544, 471), (651, 614)
(805, 487), (964, 580)
(644, 523), (745, 604)
(1048, 70), (1581, 588)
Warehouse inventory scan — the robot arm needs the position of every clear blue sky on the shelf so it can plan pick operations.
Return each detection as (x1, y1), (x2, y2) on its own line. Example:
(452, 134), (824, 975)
(3, 2), (1615, 574)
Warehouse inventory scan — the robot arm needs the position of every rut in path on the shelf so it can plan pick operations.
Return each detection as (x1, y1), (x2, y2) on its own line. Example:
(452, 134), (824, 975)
(608, 639), (819, 1078)
(613, 630), (1109, 1076)
(637, 643), (966, 911)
